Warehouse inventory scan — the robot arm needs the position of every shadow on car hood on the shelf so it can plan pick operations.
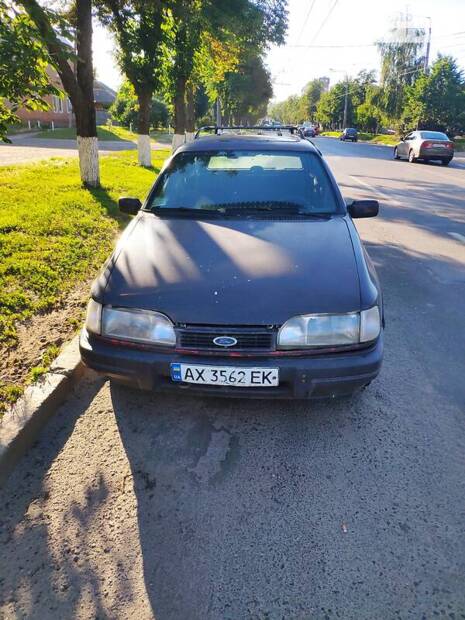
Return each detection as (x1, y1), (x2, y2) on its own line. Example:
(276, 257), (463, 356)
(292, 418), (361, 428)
(100, 214), (360, 325)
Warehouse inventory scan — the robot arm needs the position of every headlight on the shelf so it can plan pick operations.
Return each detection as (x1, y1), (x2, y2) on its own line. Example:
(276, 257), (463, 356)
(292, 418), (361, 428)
(85, 299), (102, 334)
(360, 305), (381, 342)
(277, 307), (380, 349)
(101, 307), (176, 346)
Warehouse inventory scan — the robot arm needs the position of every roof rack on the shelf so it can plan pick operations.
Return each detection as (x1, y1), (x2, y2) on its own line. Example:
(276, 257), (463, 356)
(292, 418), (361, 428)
(194, 125), (304, 139)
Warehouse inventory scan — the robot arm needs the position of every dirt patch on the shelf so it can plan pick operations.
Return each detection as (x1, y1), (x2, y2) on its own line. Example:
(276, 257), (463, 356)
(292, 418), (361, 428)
(0, 278), (92, 416)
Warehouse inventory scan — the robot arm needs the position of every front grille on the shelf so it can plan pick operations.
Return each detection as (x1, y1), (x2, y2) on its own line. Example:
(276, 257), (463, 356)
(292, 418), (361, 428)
(177, 326), (275, 351)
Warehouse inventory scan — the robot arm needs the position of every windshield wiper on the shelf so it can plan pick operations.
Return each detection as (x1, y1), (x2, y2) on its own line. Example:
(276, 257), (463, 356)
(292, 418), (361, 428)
(214, 201), (333, 218)
(148, 203), (333, 219)
(148, 206), (223, 217)
(220, 201), (303, 212)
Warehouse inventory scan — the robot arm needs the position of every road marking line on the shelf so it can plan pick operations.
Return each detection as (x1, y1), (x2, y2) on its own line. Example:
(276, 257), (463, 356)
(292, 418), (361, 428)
(349, 175), (402, 206)
(448, 232), (465, 244)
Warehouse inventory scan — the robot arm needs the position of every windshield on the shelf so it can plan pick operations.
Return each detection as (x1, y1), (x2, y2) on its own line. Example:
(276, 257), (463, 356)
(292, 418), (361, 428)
(147, 150), (340, 216)
(420, 131), (449, 140)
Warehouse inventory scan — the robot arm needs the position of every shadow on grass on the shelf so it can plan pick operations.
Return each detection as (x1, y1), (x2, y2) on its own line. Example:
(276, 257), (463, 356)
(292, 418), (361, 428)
(87, 185), (130, 230)
(86, 158), (164, 230)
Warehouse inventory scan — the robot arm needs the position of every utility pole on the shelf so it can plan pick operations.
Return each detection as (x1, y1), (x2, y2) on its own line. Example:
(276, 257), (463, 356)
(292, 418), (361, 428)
(343, 77), (349, 129)
(215, 98), (222, 127)
(424, 17), (432, 71)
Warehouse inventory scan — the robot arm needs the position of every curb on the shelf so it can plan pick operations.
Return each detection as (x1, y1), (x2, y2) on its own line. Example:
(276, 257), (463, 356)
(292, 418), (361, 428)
(0, 334), (85, 486)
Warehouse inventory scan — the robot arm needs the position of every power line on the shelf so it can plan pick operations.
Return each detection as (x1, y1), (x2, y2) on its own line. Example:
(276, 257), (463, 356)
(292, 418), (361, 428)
(308, 0), (339, 46)
(295, 0), (317, 45)
(288, 43), (376, 48)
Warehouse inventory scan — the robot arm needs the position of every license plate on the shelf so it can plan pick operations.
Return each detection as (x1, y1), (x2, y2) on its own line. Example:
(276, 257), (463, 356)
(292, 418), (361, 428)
(170, 363), (279, 387)
(433, 143), (445, 148)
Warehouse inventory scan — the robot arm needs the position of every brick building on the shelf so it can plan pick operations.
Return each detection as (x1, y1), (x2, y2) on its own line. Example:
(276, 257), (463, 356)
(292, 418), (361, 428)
(15, 67), (116, 128)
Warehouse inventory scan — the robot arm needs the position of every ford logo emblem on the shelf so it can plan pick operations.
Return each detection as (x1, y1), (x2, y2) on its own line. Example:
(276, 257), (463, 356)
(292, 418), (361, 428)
(213, 336), (238, 348)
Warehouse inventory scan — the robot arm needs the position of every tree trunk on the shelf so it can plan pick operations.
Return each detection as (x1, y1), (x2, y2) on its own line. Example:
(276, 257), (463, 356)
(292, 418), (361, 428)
(172, 75), (187, 152)
(137, 90), (152, 166)
(75, 0), (99, 186)
(20, 0), (100, 186)
(185, 83), (195, 143)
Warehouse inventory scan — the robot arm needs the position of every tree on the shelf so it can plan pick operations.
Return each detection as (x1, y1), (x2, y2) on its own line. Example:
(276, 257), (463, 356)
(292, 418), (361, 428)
(20, 0), (100, 186)
(110, 80), (169, 128)
(376, 14), (425, 124)
(302, 78), (326, 121)
(165, 0), (288, 149)
(220, 53), (272, 124)
(95, 0), (164, 166)
(356, 101), (383, 133)
(0, 1), (59, 142)
(402, 55), (465, 134)
(315, 82), (350, 129)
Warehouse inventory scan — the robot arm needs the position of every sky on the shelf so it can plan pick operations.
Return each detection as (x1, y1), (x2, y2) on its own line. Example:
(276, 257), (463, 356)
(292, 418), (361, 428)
(92, 0), (465, 101)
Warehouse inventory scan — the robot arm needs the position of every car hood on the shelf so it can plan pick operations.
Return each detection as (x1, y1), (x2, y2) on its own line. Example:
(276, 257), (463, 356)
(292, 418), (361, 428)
(99, 213), (361, 325)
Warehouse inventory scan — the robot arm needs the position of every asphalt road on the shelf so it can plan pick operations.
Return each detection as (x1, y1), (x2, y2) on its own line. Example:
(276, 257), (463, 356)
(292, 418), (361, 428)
(1, 137), (464, 620)
(0, 134), (168, 165)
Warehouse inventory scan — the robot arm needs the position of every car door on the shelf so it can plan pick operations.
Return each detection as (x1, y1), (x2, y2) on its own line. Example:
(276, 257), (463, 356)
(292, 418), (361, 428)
(400, 132), (414, 157)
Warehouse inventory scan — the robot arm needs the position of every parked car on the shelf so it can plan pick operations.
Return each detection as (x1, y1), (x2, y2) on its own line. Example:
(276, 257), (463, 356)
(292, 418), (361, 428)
(302, 126), (316, 138)
(81, 128), (383, 399)
(340, 128), (358, 142)
(394, 130), (454, 165)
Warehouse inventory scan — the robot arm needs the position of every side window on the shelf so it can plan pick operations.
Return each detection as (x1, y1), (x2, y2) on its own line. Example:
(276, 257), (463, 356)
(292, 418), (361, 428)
(404, 133), (414, 141)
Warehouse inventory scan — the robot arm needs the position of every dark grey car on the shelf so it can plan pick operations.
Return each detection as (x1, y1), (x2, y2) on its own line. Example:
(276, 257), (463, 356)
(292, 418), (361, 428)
(340, 128), (358, 142)
(80, 129), (383, 399)
(394, 130), (454, 165)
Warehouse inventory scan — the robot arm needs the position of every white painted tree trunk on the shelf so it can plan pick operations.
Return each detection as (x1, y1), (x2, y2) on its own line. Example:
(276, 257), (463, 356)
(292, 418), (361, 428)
(77, 136), (100, 187)
(185, 132), (195, 143)
(171, 133), (185, 153)
(137, 134), (152, 167)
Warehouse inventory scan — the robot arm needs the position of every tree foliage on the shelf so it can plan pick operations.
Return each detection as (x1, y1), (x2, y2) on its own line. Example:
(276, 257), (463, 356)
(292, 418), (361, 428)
(0, 0), (59, 141)
(162, 0), (288, 134)
(402, 56), (465, 134)
(220, 53), (272, 124)
(376, 26), (425, 121)
(95, 0), (165, 137)
(269, 77), (328, 124)
(109, 80), (169, 128)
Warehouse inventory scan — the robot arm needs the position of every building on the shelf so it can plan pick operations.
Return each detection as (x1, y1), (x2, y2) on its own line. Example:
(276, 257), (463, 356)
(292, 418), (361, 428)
(15, 67), (116, 129)
(319, 76), (330, 92)
(93, 80), (117, 125)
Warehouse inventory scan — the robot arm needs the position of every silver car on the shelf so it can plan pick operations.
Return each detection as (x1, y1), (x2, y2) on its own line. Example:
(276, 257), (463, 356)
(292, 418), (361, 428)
(394, 130), (454, 166)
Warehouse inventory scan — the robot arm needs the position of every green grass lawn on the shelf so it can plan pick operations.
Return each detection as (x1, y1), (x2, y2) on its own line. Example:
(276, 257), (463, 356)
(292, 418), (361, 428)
(33, 125), (172, 143)
(33, 125), (137, 141)
(454, 138), (465, 152)
(0, 149), (169, 413)
(320, 131), (399, 145)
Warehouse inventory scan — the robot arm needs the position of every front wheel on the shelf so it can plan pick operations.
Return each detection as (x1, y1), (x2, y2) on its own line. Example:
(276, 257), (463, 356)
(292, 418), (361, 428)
(441, 158), (452, 166)
(408, 150), (417, 163)
(393, 147), (400, 160)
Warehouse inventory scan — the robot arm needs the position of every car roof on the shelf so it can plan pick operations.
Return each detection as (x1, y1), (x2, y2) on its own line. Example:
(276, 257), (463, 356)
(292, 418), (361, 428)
(178, 133), (321, 154)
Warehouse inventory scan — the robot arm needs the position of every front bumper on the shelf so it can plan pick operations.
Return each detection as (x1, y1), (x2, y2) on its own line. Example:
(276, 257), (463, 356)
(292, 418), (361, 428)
(80, 330), (383, 399)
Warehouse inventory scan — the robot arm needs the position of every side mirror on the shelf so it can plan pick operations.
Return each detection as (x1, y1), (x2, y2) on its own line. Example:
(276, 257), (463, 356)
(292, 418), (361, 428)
(118, 197), (142, 215)
(347, 199), (379, 218)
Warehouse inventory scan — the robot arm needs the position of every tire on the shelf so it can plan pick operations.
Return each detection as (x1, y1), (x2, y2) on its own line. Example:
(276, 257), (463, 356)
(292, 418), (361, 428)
(441, 158), (452, 166)
(393, 147), (400, 160)
(408, 150), (417, 163)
